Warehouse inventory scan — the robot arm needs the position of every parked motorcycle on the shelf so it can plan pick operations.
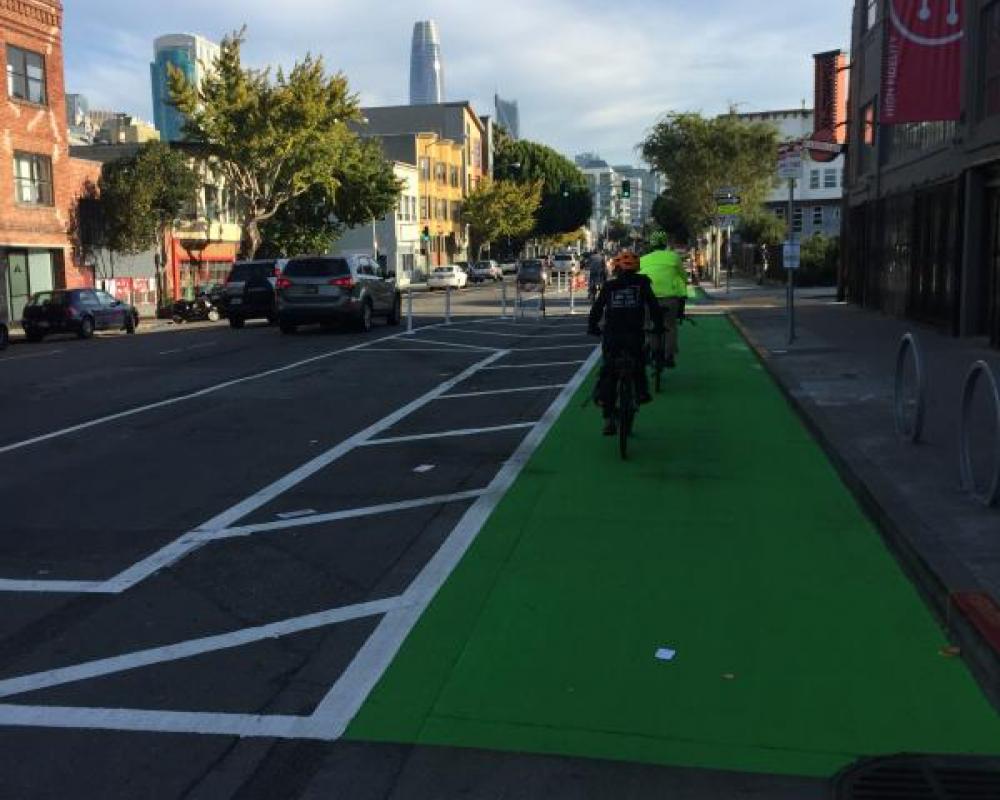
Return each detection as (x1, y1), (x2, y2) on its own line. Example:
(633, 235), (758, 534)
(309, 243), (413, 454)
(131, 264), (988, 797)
(171, 289), (223, 324)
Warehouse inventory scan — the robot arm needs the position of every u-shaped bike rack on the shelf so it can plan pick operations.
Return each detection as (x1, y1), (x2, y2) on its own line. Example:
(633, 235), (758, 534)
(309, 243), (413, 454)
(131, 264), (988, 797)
(959, 360), (1000, 508)
(894, 333), (926, 443)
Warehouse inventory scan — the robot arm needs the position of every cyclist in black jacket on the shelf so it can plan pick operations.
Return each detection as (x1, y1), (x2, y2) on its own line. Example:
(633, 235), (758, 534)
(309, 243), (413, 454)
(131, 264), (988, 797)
(588, 250), (664, 436)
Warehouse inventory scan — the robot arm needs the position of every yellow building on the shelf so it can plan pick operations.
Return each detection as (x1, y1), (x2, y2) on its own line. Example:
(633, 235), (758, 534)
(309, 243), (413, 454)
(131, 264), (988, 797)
(415, 132), (467, 266)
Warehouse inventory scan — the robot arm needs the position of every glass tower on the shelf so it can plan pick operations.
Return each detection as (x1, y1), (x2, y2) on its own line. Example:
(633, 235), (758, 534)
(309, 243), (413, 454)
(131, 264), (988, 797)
(409, 21), (444, 106)
(150, 34), (219, 142)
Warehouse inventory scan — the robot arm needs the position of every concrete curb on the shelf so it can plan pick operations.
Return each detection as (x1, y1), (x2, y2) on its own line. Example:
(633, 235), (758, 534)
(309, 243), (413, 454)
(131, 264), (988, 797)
(728, 311), (1000, 714)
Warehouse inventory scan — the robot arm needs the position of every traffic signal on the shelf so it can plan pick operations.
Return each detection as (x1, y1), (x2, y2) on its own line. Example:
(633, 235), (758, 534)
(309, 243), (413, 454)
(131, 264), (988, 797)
(622, 180), (631, 199)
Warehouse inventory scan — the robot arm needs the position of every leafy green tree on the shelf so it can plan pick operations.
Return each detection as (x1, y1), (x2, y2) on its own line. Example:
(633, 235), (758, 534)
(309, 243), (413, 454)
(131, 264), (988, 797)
(259, 138), (402, 257)
(606, 219), (631, 244)
(651, 194), (691, 244)
(799, 233), (840, 286)
(641, 113), (778, 237)
(97, 141), (199, 292)
(170, 29), (365, 258)
(463, 179), (541, 259)
(494, 139), (592, 236)
(737, 209), (786, 247)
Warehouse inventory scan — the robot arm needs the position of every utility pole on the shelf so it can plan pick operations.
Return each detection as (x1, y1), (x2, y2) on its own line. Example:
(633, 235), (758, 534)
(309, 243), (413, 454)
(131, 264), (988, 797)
(786, 176), (797, 344)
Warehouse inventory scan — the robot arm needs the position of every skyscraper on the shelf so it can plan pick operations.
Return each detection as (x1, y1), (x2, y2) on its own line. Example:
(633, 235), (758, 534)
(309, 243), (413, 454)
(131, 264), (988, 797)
(150, 34), (220, 142)
(494, 95), (520, 140)
(409, 21), (444, 106)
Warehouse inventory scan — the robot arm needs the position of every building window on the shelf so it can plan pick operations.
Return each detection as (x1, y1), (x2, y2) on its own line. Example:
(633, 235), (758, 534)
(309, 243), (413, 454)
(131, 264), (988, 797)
(863, 102), (877, 146)
(435, 162), (446, 184)
(793, 207), (803, 233)
(449, 165), (459, 188)
(13, 152), (53, 205)
(420, 197), (429, 220)
(774, 206), (786, 219)
(419, 158), (430, 181)
(824, 169), (838, 188)
(6, 45), (47, 105)
(813, 206), (824, 226)
(865, 0), (879, 32)
(452, 201), (462, 220)
(983, 1), (1000, 119)
(810, 170), (820, 190)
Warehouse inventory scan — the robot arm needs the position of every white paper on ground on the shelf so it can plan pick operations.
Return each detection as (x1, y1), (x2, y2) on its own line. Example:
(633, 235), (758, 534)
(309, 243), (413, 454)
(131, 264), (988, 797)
(655, 648), (677, 662)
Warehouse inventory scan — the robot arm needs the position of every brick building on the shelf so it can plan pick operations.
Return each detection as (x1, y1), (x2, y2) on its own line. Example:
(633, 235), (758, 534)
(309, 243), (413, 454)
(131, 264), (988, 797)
(0, 0), (101, 323)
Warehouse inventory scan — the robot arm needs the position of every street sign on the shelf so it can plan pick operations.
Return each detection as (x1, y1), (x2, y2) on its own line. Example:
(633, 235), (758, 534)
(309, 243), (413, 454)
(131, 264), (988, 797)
(777, 141), (803, 179)
(783, 240), (801, 270)
(804, 139), (843, 161)
(716, 203), (741, 216)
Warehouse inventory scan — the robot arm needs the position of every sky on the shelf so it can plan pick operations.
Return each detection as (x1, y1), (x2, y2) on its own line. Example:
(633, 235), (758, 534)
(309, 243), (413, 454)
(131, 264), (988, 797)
(63, 0), (854, 166)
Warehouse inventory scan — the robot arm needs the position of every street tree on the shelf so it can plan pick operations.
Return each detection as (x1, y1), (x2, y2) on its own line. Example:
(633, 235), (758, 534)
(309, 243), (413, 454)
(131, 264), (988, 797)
(259, 138), (402, 257)
(170, 29), (365, 258)
(96, 141), (199, 287)
(463, 178), (542, 259)
(494, 139), (592, 237)
(651, 194), (691, 244)
(606, 219), (632, 244)
(737, 209), (785, 247)
(641, 112), (777, 236)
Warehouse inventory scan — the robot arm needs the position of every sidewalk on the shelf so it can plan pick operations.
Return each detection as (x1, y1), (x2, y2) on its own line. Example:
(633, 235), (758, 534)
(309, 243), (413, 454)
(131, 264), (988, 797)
(343, 316), (1000, 788)
(705, 276), (1000, 708)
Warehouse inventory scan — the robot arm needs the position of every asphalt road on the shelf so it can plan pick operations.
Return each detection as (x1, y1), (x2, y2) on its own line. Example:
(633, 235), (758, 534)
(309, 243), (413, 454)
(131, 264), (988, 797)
(0, 282), (854, 798)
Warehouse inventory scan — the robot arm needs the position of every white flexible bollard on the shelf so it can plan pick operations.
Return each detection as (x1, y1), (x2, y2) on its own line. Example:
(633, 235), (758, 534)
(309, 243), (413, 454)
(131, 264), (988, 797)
(405, 283), (414, 334)
(569, 274), (576, 315)
(445, 284), (452, 325)
(500, 279), (509, 319)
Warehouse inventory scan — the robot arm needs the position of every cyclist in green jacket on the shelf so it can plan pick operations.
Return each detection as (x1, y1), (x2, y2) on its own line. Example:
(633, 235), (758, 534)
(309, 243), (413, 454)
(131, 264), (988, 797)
(640, 232), (688, 368)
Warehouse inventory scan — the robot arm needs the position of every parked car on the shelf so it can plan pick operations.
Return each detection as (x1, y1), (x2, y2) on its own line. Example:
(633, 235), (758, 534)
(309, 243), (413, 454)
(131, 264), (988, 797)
(516, 259), (551, 288)
(427, 265), (469, 291)
(500, 261), (519, 276)
(469, 260), (502, 282)
(22, 289), (138, 341)
(550, 253), (580, 275)
(275, 254), (400, 334)
(223, 259), (284, 328)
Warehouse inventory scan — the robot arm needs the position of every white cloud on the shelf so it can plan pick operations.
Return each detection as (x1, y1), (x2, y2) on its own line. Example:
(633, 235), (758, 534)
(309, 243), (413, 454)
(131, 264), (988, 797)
(63, 0), (852, 164)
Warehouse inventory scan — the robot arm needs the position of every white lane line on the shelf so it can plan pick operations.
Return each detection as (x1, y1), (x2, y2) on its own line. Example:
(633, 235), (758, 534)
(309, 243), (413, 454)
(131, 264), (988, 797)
(0, 705), (313, 740)
(0, 317), (473, 457)
(439, 328), (584, 339)
(276, 509), (316, 521)
(309, 348), (602, 736)
(0, 579), (106, 594)
(358, 348), (476, 353)
(0, 597), (400, 701)
(438, 384), (567, 400)
(413, 465), (436, 474)
(362, 423), (536, 447)
(158, 348), (184, 355)
(196, 490), (487, 542)
(95, 351), (508, 594)
(0, 336), (400, 457)
(0, 349), (65, 363)
(402, 337), (501, 353)
(512, 343), (598, 352)
(481, 360), (586, 371)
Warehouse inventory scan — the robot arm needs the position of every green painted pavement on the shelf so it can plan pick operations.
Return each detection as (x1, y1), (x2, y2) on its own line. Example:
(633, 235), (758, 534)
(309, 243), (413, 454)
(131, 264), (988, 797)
(347, 316), (1000, 778)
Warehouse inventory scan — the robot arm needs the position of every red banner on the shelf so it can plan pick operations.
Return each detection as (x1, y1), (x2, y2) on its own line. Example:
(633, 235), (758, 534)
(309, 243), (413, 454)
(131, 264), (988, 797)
(881, 0), (965, 124)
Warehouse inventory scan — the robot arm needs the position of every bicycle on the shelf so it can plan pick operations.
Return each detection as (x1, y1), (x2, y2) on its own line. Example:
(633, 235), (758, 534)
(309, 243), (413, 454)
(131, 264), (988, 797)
(645, 328), (665, 394)
(612, 350), (640, 460)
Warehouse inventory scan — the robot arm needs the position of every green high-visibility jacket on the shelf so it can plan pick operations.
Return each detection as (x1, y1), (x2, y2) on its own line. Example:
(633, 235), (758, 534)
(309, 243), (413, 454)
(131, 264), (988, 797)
(640, 249), (687, 298)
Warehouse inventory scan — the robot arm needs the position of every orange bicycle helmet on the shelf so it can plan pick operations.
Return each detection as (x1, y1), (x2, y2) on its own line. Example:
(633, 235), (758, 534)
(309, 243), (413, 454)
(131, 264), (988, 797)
(614, 250), (640, 272)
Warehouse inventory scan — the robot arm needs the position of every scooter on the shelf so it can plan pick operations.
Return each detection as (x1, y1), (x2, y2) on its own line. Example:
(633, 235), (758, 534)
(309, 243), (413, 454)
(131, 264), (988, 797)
(172, 290), (223, 324)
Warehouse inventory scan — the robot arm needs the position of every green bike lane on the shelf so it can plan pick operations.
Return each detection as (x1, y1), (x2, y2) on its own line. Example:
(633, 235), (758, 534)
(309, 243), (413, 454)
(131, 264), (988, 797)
(345, 316), (1000, 780)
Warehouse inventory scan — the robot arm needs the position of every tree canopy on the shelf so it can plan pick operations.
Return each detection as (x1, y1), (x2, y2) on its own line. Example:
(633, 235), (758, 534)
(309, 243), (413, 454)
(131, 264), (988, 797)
(494, 139), (592, 237)
(96, 141), (199, 268)
(170, 29), (395, 258)
(462, 178), (541, 258)
(259, 138), (402, 257)
(650, 194), (692, 245)
(641, 112), (778, 237)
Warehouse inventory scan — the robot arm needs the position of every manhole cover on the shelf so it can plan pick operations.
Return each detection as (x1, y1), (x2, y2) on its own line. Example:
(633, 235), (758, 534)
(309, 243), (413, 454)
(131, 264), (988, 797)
(835, 756), (1000, 799)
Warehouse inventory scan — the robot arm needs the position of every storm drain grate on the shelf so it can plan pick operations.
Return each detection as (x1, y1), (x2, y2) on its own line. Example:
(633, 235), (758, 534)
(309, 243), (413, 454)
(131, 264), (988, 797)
(835, 756), (1000, 799)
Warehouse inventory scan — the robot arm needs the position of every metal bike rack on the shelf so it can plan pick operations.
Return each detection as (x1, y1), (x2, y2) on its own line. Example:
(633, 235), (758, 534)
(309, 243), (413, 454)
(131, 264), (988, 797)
(959, 360), (1000, 508)
(894, 333), (926, 443)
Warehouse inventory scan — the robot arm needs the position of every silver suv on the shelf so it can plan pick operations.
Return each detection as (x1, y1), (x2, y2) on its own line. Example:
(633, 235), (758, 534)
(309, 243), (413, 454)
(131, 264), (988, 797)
(275, 255), (401, 334)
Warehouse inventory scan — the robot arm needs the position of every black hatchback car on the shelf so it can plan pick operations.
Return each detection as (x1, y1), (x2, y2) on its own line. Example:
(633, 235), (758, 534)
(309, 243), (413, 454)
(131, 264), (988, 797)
(222, 259), (284, 328)
(22, 289), (138, 342)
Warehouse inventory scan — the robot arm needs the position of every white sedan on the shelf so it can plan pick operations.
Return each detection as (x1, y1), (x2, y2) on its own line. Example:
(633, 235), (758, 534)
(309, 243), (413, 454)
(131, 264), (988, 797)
(427, 265), (469, 290)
